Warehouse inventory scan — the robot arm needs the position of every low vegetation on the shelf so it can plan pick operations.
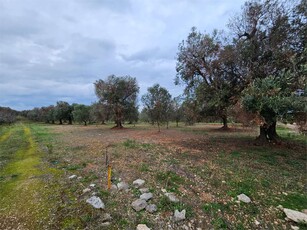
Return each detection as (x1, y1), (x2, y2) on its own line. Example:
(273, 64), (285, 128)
(0, 122), (305, 229)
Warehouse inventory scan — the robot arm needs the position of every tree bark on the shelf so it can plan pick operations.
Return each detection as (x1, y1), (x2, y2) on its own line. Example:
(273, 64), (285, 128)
(267, 121), (281, 143)
(115, 120), (123, 128)
(256, 122), (281, 144)
(221, 115), (228, 129)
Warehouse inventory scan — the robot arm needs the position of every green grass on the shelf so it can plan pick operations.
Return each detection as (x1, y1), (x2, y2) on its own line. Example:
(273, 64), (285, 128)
(0, 123), (64, 229)
(156, 171), (185, 193)
(158, 196), (194, 218)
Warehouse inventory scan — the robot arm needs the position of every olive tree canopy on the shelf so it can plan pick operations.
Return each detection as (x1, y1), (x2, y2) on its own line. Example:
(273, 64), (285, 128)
(94, 75), (139, 128)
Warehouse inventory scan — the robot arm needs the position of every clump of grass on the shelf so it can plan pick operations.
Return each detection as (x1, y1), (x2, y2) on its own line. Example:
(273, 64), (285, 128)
(158, 196), (194, 218)
(123, 139), (138, 148)
(280, 193), (307, 210)
(202, 202), (230, 215)
(211, 217), (228, 229)
(65, 164), (82, 171)
(156, 171), (184, 193)
(139, 163), (150, 172)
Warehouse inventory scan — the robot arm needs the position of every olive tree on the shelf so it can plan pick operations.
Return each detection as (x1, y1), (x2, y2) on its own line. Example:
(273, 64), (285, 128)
(94, 75), (139, 128)
(141, 84), (172, 132)
(72, 104), (90, 125)
(231, 0), (306, 142)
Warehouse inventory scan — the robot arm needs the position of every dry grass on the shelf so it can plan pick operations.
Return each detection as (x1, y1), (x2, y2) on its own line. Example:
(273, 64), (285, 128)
(1, 122), (306, 229)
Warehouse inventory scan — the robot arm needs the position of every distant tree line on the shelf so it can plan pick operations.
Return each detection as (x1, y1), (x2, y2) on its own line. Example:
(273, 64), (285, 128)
(0, 107), (18, 125)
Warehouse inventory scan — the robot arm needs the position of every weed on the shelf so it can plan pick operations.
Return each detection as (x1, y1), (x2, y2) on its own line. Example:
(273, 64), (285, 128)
(202, 202), (230, 215)
(131, 187), (141, 197)
(280, 193), (307, 210)
(65, 164), (82, 171)
(158, 196), (194, 218)
(123, 139), (138, 148)
(139, 163), (150, 172)
(228, 178), (256, 197)
(230, 150), (241, 157)
(156, 171), (184, 193)
(97, 189), (110, 198)
(211, 217), (228, 229)
(46, 144), (53, 154)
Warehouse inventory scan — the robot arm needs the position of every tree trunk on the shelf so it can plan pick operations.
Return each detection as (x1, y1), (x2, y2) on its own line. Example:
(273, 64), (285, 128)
(59, 119), (62, 125)
(115, 120), (123, 128)
(256, 124), (269, 143)
(256, 122), (281, 144)
(176, 120), (179, 127)
(114, 105), (123, 128)
(84, 121), (87, 126)
(267, 121), (281, 143)
(158, 121), (160, 132)
(221, 115), (228, 129)
(68, 117), (72, 125)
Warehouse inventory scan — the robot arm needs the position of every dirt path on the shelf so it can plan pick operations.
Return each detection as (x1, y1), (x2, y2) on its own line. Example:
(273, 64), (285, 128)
(0, 124), (61, 229)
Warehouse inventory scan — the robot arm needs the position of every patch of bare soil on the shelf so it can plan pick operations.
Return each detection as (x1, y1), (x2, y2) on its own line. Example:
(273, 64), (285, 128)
(46, 124), (306, 229)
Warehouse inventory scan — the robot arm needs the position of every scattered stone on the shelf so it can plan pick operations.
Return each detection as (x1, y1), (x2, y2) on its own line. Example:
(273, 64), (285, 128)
(102, 213), (112, 222)
(133, 179), (145, 188)
(136, 224), (151, 230)
(302, 209), (307, 215)
(101, 222), (111, 227)
(68, 175), (77, 179)
(117, 182), (129, 191)
(165, 192), (179, 203)
(282, 192), (288, 196)
(90, 183), (96, 188)
(174, 209), (186, 222)
(222, 180), (226, 184)
(283, 208), (307, 223)
(77, 176), (82, 179)
(146, 204), (157, 213)
(82, 188), (91, 194)
(140, 192), (153, 201)
(161, 188), (167, 193)
(86, 196), (105, 209)
(110, 184), (118, 192)
(255, 220), (260, 225)
(237, 194), (251, 203)
(291, 226), (299, 230)
(277, 205), (284, 210)
(131, 199), (147, 211)
(139, 188), (149, 193)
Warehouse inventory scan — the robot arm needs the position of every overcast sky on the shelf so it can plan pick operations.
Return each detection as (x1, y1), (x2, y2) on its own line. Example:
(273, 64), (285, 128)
(0, 0), (246, 111)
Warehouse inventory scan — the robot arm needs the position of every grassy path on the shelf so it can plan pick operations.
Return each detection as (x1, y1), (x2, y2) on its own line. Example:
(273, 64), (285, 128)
(0, 123), (61, 229)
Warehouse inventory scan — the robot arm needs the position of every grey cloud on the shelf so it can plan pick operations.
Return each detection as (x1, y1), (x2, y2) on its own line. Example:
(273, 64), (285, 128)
(0, 0), (246, 110)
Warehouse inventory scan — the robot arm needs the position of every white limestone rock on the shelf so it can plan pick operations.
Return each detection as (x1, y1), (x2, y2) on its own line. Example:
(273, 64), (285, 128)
(133, 179), (145, 188)
(237, 194), (251, 203)
(165, 192), (179, 203)
(136, 224), (151, 230)
(131, 199), (147, 212)
(86, 196), (105, 209)
(140, 192), (153, 201)
(174, 209), (186, 222)
(284, 208), (307, 223)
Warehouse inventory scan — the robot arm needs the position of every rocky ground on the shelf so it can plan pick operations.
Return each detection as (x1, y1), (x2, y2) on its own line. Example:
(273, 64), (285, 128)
(1, 123), (306, 229)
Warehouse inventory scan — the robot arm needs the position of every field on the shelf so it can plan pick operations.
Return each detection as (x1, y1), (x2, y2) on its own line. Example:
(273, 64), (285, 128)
(0, 122), (306, 229)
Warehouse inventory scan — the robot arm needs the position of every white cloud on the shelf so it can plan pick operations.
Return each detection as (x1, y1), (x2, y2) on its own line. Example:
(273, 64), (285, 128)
(0, 0), (246, 110)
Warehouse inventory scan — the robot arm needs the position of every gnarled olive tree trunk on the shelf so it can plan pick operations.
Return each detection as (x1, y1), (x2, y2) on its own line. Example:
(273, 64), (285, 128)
(256, 108), (281, 144)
